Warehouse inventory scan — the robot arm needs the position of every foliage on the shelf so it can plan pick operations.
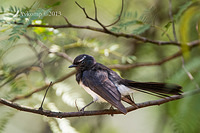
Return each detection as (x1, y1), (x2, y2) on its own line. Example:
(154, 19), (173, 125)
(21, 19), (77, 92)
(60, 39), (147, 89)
(110, 11), (152, 35)
(179, 1), (200, 58)
(0, 3), (51, 41)
(0, 0), (200, 133)
(0, 109), (16, 133)
(165, 56), (200, 133)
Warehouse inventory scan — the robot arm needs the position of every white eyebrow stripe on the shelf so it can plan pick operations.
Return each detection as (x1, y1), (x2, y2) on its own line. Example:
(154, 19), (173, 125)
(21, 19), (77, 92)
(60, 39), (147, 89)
(78, 55), (86, 62)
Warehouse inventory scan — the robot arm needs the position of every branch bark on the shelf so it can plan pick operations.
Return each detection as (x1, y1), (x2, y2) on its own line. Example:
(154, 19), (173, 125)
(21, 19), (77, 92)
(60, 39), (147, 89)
(109, 50), (181, 70)
(27, 24), (181, 46)
(1, 88), (200, 118)
(109, 39), (200, 70)
(0, 94), (182, 118)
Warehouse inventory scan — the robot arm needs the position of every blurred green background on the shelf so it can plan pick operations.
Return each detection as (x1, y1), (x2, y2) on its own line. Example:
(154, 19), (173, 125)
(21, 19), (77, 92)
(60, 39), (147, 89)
(0, 0), (200, 133)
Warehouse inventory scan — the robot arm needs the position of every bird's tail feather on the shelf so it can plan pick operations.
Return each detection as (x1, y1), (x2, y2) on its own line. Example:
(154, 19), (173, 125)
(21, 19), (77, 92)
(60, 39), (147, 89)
(125, 80), (182, 97)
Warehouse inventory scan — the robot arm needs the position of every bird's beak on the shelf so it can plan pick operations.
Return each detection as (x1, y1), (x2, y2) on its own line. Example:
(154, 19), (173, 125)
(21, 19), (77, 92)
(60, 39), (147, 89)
(68, 64), (77, 68)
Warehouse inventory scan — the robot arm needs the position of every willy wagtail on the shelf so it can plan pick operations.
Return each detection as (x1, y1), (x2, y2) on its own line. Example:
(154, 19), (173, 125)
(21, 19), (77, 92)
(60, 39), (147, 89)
(69, 54), (182, 114)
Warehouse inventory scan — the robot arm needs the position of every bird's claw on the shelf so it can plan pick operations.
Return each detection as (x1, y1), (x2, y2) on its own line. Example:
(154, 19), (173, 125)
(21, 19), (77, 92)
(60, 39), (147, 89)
(80, 107), (85, 113)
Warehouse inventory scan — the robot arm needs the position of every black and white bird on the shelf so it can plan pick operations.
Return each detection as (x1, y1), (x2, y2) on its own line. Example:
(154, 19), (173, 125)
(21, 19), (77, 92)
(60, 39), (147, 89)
(69, 54), (182, 114)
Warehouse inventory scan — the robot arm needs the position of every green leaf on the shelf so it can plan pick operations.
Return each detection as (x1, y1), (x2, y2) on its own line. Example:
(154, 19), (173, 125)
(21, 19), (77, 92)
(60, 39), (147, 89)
(174, 1), (193, 21)
(122, 55), (137, 64)
(0, 110), (16, 133)
(51, 1), (61, 7)
(14, 6), (18, 12)
(139, 6), (157, 24)
(1, 6), (4, 13)
(164, 21), (172, 29)
(9, 6), (14, 12)
(179, 2), (200, 58)
(29, 1), (36, 10)
(134, 11), (138, 18)
(110, 27), (120, 32)
(132, 24), (150, 34)
(109, 44), (119, 51)
(8, 35), (20, 41)
(162, 21), (172, 36)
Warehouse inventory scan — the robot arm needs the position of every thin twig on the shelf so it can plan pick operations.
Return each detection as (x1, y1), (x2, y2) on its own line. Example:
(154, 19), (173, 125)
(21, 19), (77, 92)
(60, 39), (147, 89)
(75, 99), (80, 111)
(181, 57), (200, 89)
(105, 0), (124, 27)
(93, 0), (98, 20)
(39, 81), (53, 110)
(75, 1), (95, 21)
(168, 0), (177, 42)
(62, 15), (72, 25)
(75, 1), (108, 31)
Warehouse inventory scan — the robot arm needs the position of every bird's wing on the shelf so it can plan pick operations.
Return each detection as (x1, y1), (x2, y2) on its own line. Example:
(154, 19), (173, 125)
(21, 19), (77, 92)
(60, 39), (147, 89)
(81, 69), (127, 114)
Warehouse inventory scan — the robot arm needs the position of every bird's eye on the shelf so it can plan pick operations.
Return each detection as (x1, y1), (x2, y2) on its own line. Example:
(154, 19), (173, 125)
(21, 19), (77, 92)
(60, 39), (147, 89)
(81, 61), (85, 64)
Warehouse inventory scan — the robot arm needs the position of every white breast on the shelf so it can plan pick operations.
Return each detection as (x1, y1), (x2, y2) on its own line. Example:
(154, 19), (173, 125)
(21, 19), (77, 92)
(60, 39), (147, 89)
(79, 81), (107, 103)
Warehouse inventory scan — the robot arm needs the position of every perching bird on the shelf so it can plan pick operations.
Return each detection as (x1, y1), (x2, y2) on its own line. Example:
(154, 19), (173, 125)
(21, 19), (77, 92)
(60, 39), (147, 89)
(69, 54), (182, 114)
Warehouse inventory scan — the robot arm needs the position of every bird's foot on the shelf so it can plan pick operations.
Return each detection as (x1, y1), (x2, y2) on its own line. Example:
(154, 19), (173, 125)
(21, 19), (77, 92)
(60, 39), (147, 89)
(109, 106), (115, 116)
(109, 106), (114, 110)
(80, 107), (85, 113)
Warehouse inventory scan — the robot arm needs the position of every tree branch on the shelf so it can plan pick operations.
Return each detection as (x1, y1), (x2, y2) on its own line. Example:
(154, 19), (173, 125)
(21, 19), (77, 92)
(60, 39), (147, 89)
(14, 0), (199, 47)
(1, 88), (200, 117)
(109, 39), (200, 70)
(0, 95), (182, 117)
(27, 22), (200, 47)
(27, 23), (180, 46)
(109, 50), (181, 70)
(21, 1), (181, 46)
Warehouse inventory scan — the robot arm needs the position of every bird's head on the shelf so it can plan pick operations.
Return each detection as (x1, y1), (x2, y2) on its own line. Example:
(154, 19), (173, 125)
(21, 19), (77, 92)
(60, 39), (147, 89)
(69, 54), (96, 70)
